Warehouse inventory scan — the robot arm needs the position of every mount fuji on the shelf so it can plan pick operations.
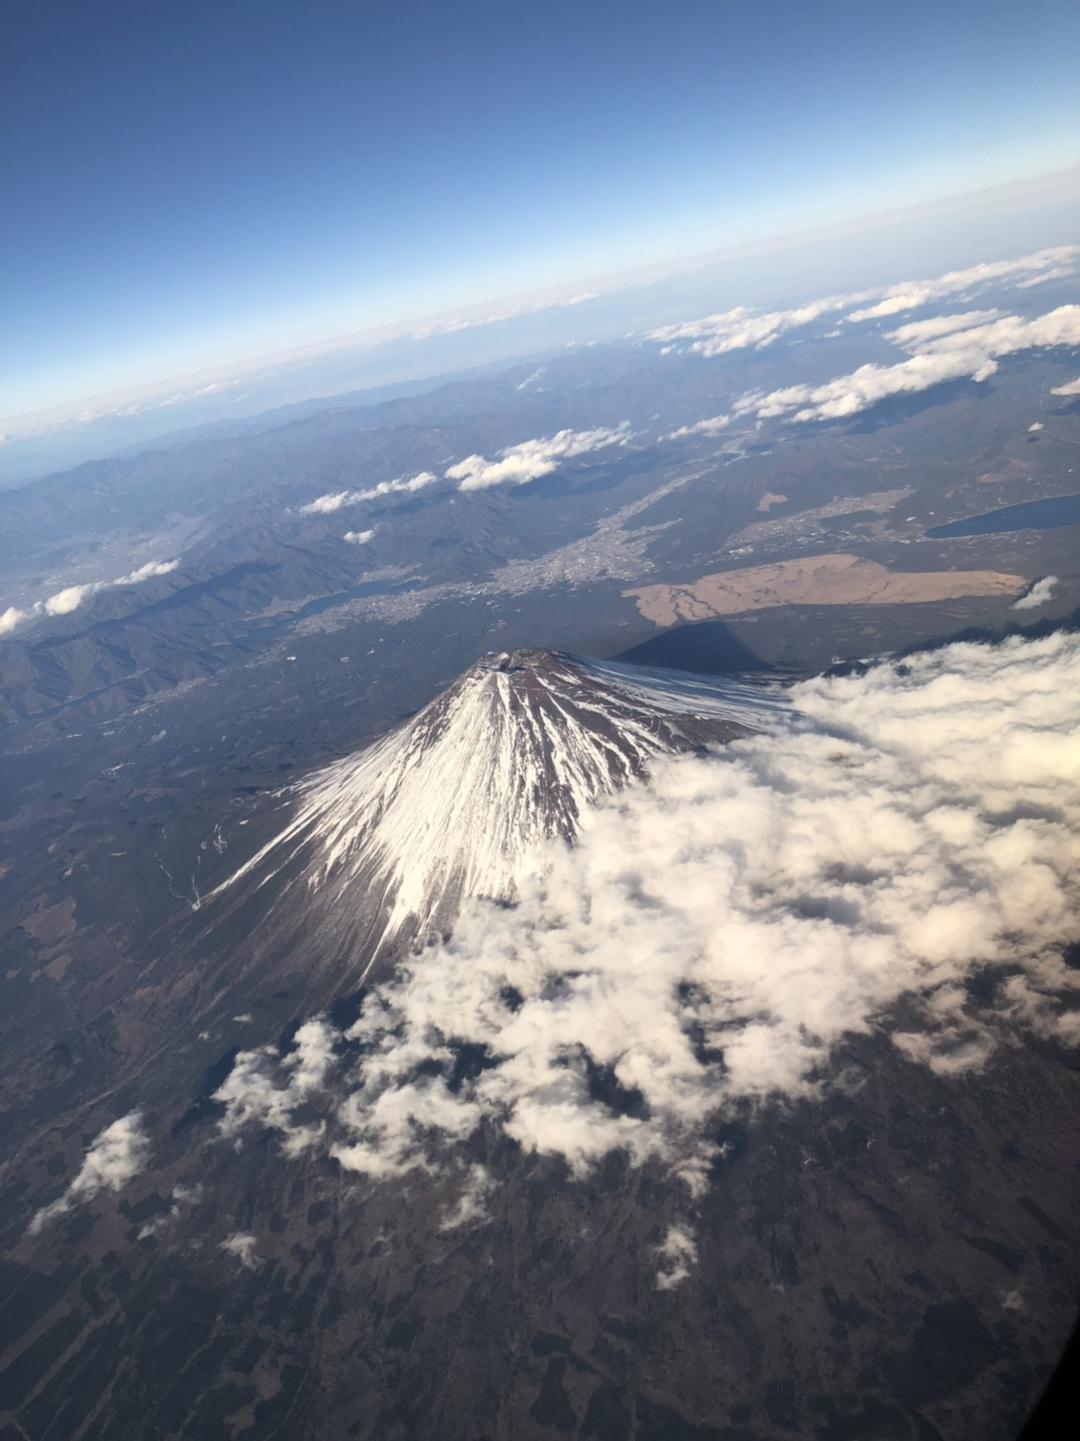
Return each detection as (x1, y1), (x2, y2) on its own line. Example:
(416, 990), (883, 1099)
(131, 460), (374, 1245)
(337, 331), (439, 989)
(204, 649), (789, 975)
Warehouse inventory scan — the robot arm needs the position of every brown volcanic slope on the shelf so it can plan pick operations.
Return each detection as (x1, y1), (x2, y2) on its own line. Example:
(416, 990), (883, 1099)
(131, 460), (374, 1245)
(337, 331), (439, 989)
(625, 552), (1026, 626)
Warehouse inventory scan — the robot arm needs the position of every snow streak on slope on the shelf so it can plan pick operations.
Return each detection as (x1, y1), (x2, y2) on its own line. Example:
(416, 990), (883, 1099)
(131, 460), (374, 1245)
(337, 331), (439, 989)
(207, 650), (787, 963)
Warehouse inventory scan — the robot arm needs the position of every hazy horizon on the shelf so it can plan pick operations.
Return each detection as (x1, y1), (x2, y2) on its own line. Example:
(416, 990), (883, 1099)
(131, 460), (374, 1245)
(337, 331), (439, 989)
(2, 162), (1078, 486)
(5, 0), (1079, 436)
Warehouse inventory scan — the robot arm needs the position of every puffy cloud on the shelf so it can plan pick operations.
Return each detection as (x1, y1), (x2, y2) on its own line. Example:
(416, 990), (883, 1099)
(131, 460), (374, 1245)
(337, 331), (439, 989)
(214, 1018), (337, 1157)
(344, 528), (376, 545)
(736, 305), (1080, 424)
(0, 606), (30, 636)
(1, 559), (179, 637)
(212, 632), (1080, 1210)
(1012, 575), (1058, 610)
(45, 584), (95, 616)
(446, 424), (631, 491)
(331, 1075), (484, 1181)
(646, 247), (1078, 359)
(299, 472), (437, 515)
(112, 559), (178, 583)
(55, 559), (177, 610)
(1051, 376), (1080, 397)
(656, 1224), (697, 1290)
(29, 1112), (150, 1234)
(664, 414), (731, 441)
(220, 1232), (260, 1269)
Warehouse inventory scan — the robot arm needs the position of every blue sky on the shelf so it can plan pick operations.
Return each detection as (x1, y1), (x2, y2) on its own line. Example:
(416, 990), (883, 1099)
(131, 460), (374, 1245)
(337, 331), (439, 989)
(3, 0), (1079, 422)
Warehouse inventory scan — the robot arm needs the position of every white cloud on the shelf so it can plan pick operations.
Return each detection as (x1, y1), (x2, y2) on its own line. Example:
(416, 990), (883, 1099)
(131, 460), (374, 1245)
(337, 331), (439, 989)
(299, 472), (437, 515)
(1051, 376), (1080, 397)
(83, 380), (243, 426)
(439, 1164), (494, 1230)
(0, 606), (30, 636)
(1012, 576), (1058, 610)
(883, 310), (1003, 348)
(1, 559), (179, 637)
(137, 1183), (202, 1239)
(446, 424), (630, 491)
(60, 559), (178, 607)
(220, 1232), (260, 1269)
(735, 305), (1080, 424)
(10, 379), (247, 439)
(664, 414), (731, 441)
(211, 632), (1080, 1207)
(844, 246), (1079, 322)
(735, 351), (991, 423)
(29, 1112), (150, 1234)
(1015, 266), (1074, 289)
(648, 301), (840, 357)
(916, 306), (1080, 359)
(411, 291), (598, 341)
(214, 1019), (337, 1157)
(656, 1224), (697, 1290)
(343, 528), (376, 545)
(44, 584), (95, 616)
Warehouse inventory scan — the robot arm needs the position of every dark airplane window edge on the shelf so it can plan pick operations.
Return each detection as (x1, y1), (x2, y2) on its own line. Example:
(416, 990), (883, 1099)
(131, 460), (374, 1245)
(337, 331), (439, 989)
(1018, 1314), (1079, 1439)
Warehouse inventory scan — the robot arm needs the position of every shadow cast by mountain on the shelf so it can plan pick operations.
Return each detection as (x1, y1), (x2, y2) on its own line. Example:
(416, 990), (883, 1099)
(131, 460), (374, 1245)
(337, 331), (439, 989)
(612, 620), (770, 675)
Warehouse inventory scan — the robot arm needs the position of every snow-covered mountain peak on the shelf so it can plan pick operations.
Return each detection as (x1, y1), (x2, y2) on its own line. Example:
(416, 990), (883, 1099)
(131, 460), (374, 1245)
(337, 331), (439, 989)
(209, 650), (789, 971)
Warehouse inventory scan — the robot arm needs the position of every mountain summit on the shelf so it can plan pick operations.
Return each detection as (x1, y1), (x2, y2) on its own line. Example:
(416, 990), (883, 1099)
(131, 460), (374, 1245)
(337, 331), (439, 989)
(208, 649), (788, 971)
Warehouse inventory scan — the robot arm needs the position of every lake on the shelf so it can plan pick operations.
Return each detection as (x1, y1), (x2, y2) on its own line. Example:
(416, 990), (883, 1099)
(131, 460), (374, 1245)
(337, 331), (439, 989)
(927, 492), (1080, 538)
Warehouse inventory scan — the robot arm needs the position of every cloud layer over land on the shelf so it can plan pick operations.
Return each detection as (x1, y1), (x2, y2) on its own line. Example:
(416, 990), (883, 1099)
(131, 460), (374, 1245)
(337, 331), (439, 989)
(29, 636), (1077, 1258)
(845, 248), (1079, 321)
(733, 304), (1080, 424)
(649, 245), (1080, 429)
(208, 632), (1079, 1235)
(647, 245), (1078, 358)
